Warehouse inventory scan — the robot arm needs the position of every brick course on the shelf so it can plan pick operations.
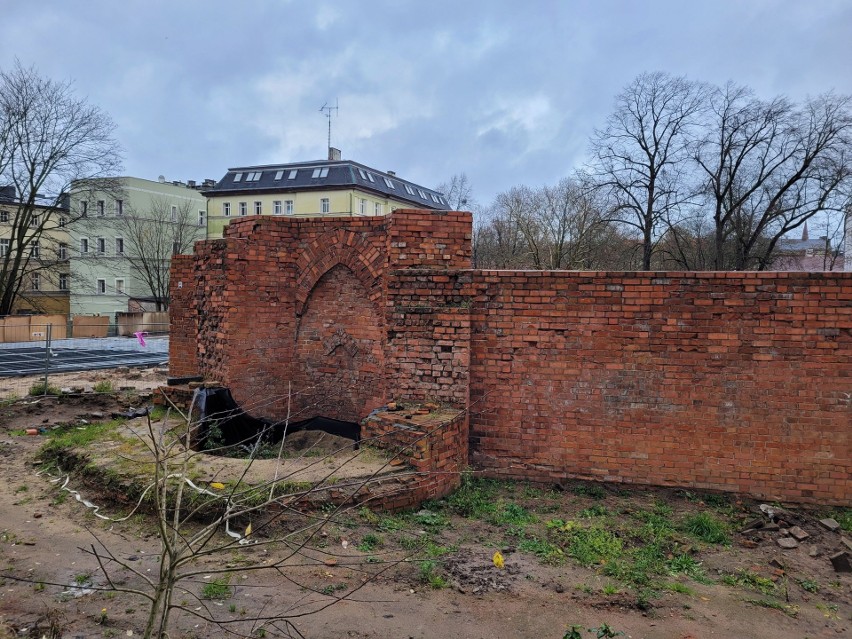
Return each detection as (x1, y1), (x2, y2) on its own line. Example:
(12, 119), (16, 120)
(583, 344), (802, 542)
(170, 211), (851, 506)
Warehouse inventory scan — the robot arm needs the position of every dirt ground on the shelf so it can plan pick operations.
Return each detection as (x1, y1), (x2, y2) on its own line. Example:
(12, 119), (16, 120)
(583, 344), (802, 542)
(0, 366), (168, 400)
(0, 393), (849, 639)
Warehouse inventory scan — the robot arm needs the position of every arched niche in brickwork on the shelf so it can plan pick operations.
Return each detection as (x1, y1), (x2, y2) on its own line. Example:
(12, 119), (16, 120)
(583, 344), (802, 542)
(292, 263), (386, 423)
(294, 229), (385, 317)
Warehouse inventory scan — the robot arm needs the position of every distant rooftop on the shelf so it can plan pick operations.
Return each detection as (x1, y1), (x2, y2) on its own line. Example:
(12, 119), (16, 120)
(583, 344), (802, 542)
(203, 157), (449, 210)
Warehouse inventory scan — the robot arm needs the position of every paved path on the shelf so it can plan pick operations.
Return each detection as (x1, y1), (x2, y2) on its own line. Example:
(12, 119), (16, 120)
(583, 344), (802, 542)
(0, 337), (169, 377)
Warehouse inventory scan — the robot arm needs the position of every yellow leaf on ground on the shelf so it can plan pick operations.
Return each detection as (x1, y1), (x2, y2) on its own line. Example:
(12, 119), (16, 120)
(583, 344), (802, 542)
(210, 482), (225, 490)
(493, 551), (504, 569)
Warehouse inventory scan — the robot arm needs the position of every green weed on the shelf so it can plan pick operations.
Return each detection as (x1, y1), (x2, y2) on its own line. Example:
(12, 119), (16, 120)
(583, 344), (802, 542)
(445, 473), (499, 518)
(666, 554), (708, 582)
(721, 570), (775, 594)
(357, 533), (383, 553)
(682, 512), (729, 544)
(580, 504), (610, 518)
(796, 578), (819, 593)
(518, 536), (564, 564)
(572, 482), (607, 500)
(744, 598), (798, 617)
(418, 560), (448, 589)
(567, 526), (623, 567)
(201, 578), (232, 600)
(93, 380), (114, 393)
(28, 381), (61, 396)
(489, 502), (535, 527)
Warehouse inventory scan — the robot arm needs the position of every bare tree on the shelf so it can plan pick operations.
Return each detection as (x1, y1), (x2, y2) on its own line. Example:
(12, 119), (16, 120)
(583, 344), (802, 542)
(0, 60), (121, 315)
(435, 173), (474, 210)
(729, 93), (852, 270)
(75, 195), (203, 311)
(692, 84), (852, 270)
(589, 72), (707, 270)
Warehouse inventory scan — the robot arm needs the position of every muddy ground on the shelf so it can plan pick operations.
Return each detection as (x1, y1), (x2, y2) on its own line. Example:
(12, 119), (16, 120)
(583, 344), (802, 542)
(0, 392), (849, 639)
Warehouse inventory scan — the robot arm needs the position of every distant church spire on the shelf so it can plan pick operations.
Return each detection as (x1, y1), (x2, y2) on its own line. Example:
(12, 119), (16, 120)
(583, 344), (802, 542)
(801, 221), (809, 241)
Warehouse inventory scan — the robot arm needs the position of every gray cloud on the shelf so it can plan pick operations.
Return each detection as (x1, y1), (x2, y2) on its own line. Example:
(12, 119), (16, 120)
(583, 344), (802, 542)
(2, 0), (850, 203)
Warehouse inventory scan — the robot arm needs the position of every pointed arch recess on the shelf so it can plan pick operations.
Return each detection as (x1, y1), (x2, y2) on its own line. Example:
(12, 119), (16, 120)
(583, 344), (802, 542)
(294, 228), (385, 316)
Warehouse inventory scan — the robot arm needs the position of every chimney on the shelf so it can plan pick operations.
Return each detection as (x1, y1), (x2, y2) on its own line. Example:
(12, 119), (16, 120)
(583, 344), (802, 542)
(802, 221), (809, 241)
(187, 179), (196, 188)
(328, 147), (341, 161)
(387, 170), (396, 176)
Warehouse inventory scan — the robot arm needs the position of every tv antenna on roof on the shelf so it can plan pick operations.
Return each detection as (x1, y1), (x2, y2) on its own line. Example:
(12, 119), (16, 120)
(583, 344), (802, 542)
(319, 100), (339, 151)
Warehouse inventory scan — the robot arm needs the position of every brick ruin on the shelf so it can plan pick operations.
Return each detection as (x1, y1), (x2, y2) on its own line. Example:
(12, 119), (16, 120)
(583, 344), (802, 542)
(170, 210), (851, 507)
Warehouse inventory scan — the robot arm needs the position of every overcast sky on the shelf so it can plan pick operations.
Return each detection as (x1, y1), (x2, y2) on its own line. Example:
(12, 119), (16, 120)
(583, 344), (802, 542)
(2, 0), (850, 204)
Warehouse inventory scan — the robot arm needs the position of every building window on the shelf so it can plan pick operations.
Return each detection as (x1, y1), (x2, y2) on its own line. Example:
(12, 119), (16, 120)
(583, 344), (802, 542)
(171, 205), (177, 222)
(115, 199), (123, 215)
(375, 202), (382, 215)
(359, 199), (366, 215)
(404, 184), (415, 195)
(239, 202), (247, 216)
(311, 167), (329, 178)
(233, 172), (243, 182)
(418, 189), (427, 199)
(115, 279), (125, 295)
(115, 237), (124, 254)
(30, 215), (39, 228)
(198, 210), (205, 226)
(97, 279), (106, 295)
(31, 273), (39, 291)
(59, 216), (66, 227)
(31, 241), (40, 258)
(80, 201), (88, 217)
(254, 201), (262, 215)
(0, 239), (7, 256)
(285, 200), (294, 215)
(97, 238), (106, 254)
(0, 210), (7, 223)
(273, 200), (282, 215)
(222, 202), (231, 217)
(246, 171), (262, 181)
(58, 243), (67, 260)
(383, 177), (395, 189)
(97, 200), (105, 216)
(59, 274), (68, 291)
(320, 198), (330, 214)
(288, 170), (297, 179)
(80, 238), (89, 254)
(274, 170), (284, 180)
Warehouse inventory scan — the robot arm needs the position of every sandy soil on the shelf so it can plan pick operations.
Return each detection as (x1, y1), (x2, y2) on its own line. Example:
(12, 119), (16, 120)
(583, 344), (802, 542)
(0, 394), (849, 639)
(0, 366), (168, 400)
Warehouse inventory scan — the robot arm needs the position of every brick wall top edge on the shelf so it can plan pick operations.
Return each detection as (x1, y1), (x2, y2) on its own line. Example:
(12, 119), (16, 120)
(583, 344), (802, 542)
(471, 269), (852, 280)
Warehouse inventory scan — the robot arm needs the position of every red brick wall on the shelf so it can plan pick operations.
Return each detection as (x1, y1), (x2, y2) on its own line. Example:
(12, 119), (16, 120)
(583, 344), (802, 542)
(170, 212), (851, 505)
(469, 271), (852, 505)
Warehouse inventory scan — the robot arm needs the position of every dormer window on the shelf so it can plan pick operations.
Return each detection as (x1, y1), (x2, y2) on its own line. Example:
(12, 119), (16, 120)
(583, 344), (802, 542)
(246, 171), (263, 181)
(233, 173), (243, 182)
(274, 170), (284, 180)
(418, 189), (427, 199)
(311, 167), (329, 178)
(383, 177), (395, 189)
(404, 185), (415, 195)
(288, 170), (298, 179)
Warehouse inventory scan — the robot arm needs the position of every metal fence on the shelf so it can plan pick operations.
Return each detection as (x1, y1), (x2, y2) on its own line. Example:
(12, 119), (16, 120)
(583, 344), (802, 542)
(0, 317), (170, 399)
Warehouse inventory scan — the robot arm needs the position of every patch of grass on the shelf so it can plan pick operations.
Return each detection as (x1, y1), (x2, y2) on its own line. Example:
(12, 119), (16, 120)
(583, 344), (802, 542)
(93, 380), (114, 393)
(830, 509), (852, 533)
(666, 554), (708, 582)
(418, 560), (448, 589)
(721, 570), (775, 595)
(40, 419), (123, 456)
(601, 583), (619, 595)
(682, 512), (729, 545)
(445, 473), (499, 519)
(74, 573), (91, 585)
(28, 381), (61, 396)
(566, 526), (623, 567)
(411, 510), (449, 528)
(796, 578), (819, 593)
(572, 482), (606, 500)
(744, 598), (798, 617)
(319, 583), (347, 596)
(662, 582), (694, 595)
(488, 502), (536, 527)
(518, 536), (564, 564)
(580, 504), (610, 518)
(357, 533), (383, 553)
(201, 577), (232, 600)
(377, 514), (409, 532)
